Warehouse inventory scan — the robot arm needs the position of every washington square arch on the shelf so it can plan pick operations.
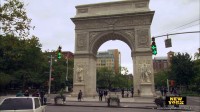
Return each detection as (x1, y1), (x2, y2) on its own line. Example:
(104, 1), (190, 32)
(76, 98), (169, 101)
(71, 0), (155, 97)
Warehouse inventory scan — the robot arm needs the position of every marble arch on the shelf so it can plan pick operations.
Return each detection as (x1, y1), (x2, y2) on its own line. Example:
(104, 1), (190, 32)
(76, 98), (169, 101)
(71, 0), (155, 97)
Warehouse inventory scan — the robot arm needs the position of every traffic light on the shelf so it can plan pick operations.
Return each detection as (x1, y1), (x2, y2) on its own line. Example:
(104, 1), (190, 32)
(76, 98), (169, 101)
(57, 46), (62, 59)
(151, 37), (157, 55)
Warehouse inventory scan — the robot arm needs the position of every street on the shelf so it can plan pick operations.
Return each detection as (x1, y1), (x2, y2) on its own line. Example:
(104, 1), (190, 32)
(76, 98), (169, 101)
(45, 106), (181, 112)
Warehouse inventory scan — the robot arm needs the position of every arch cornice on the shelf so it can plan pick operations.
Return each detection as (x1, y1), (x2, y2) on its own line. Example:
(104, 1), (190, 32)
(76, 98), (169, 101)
(89, 30), (135, 55)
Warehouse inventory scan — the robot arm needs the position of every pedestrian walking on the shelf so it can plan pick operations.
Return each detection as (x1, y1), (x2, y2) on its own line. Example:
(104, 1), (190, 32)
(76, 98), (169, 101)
(78, 90), (82, 101)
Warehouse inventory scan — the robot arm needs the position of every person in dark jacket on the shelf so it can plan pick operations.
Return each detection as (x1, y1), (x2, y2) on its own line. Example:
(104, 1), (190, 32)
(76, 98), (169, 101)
(78, 90), (83, 101)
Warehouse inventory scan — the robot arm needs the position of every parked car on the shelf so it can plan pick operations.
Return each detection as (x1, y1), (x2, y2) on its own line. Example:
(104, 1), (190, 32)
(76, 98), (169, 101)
(0, 97), (46, 112)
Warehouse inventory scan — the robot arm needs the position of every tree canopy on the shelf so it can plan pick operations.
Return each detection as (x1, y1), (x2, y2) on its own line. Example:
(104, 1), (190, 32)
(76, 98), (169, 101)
(170, 53), (194, 87)
(0, 0), (33, 37)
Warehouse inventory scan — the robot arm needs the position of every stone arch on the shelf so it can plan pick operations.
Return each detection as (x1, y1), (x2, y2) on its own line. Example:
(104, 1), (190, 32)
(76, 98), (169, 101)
(90, 31), (134, 55)
(71, 0), (155, 97)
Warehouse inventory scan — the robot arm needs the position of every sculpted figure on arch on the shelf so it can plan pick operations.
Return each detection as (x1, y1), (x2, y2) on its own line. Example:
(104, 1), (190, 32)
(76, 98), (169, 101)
(140, 64), (151, 83)
(76, 65), (84, 82)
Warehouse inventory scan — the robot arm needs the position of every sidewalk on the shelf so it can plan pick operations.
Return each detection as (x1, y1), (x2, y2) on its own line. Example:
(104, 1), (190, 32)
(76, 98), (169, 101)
(48, 95), (157, 109)
(47, 95), (199, 111)
(1, 94), (199, 111)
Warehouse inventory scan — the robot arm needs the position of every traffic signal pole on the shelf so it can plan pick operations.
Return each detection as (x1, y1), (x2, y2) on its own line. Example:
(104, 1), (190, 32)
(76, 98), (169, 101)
(153, 31), (200, 38)
(152, 30), (200, 54)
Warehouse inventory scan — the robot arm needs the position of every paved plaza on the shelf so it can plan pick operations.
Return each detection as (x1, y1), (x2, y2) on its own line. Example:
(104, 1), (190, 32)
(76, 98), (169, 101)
(1, 93), (199, 112)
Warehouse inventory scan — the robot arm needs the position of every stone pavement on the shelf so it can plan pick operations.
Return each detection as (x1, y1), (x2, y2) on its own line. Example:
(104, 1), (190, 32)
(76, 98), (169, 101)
(47, 95), (199, 111)
(1, 94), (199, 112)
(48, 95), (157, 110)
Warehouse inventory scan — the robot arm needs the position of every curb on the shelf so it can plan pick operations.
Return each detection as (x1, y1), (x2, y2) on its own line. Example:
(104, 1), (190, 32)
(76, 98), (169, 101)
(47, 103), (157, 109)
(47, 104), (194, 111)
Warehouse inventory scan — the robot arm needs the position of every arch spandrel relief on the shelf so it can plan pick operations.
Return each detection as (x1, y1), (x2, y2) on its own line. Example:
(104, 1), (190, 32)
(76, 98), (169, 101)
(136, 29), (150, 48)
(76, 33), (88, 51)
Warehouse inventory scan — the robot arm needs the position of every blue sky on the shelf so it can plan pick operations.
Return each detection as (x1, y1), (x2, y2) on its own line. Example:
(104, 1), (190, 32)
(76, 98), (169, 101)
(18, 0), (200, 74)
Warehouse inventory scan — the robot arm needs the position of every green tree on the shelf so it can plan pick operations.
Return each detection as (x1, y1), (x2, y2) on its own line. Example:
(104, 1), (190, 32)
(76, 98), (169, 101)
(192, 60), (200, 93)
(42, 53), (74, 92)
(0, 35), (44, 90)
(0, 0), (33, 37)
(112, 74), (128, 89)
(194, 51), (200, 60)
(170, 53), (194, 88)
(97, 67), (115, 90)
(0, 72), (12, 94)
(97, 67), (132, 90)
(154, 70), (169, 88)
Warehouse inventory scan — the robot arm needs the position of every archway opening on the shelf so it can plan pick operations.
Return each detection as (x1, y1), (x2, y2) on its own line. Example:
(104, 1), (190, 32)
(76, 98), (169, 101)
(93, 33), (134, 97)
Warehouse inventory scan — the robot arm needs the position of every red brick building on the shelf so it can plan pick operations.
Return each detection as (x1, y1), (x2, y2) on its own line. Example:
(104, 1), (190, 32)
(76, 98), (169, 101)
(153, 51), (174, 73)
(62, 51), (74, 59)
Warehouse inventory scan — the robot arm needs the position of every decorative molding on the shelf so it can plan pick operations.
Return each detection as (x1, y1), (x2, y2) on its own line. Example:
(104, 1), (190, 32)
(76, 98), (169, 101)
(89, 31), (101, 47)
(104, 18), (118, 26)
(76, 33), (88, 51)
(135, 2), (147, 8)
(124, 29), (135, 44)
(74, 15), (152, 30)
(115, 16), (151, 27)
(136, 29), (149, 48)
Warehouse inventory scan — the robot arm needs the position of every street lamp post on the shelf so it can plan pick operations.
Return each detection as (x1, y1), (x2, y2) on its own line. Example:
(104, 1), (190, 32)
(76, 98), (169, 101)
(48, 55), (53, 96)
(66, 58), (69, 92)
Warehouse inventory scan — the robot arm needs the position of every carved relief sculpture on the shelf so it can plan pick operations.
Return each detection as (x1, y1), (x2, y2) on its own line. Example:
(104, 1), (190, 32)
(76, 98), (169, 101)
(76, 33), (87, 51)
(76, 65), (84, 82)
(140, 64), (151, 83)
(137, 29), (149, 48)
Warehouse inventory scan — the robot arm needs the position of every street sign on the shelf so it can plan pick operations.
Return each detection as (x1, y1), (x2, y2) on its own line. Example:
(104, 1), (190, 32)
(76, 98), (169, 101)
(165, 38), (172, 48)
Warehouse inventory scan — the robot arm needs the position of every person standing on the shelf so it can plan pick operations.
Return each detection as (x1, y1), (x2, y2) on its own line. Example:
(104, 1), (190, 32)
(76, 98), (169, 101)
(78, 90), (82, 101)
(40, 90), (45, 105)
(160, 86), (164, 96)
(121, 88), (124, 98)
(131, 88), (134, 97)
(99, 91), (103, 101)
(24, 89), (29, 97)
(164, 87), (167, 96)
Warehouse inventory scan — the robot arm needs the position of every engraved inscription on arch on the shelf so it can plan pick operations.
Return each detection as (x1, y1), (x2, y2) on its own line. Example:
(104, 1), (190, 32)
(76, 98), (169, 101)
(136, 29), (149, 48)
(76, 33), (88, 51)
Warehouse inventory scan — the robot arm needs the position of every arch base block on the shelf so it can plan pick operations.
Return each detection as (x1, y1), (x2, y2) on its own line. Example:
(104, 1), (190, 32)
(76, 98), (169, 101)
(140, 83), (154, 97)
